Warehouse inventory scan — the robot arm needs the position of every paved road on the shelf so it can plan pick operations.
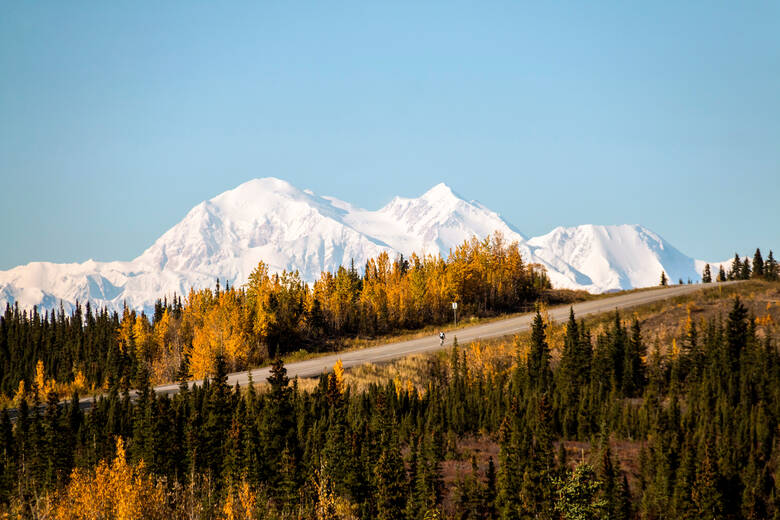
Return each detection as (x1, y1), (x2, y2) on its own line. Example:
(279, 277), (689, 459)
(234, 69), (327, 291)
(151, 282), (735, 398)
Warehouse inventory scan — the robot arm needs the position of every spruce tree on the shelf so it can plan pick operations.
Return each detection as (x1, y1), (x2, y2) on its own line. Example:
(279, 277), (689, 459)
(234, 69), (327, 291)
(485, 456), (497, 517)
(752, 248), (764, 278)
(622, 317), (646, 397)
(518, 394), (555, 518)
(560, 310), (579, 387)
(497, 413), (526, 519)
(660, 271), (668, 286)
(726, 297), (749, 371)
(374, 444), (407, 520)
(42, 389), (66, 488)
(554, 463), (607, 520)
(528, 311), (552, 392)
(764, 250), (777, 280)
(702, 264), (712, 283)
(740, 258), (752, 280)
(413, 431), (445, 516)
(260, 358), (297, 491)
(596, 441), (619, 518)
(691, 440), (723, 520)
(717, 265), (727, 282)
(607, 312), (627, 394)
(0, 409), (14, 504)
(204, 354), (231, 484)
(729, 254), (741, 280)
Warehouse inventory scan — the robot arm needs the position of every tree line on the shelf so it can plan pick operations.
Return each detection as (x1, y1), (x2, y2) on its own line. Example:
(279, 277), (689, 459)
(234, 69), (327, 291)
(0, 233), (549, 403)
(0, 295), (778, 518)
(701, 248), (778, 283)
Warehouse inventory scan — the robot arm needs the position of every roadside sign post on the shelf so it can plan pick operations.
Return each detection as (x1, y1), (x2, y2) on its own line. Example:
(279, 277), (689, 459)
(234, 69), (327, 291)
(452, 302), (458, 328)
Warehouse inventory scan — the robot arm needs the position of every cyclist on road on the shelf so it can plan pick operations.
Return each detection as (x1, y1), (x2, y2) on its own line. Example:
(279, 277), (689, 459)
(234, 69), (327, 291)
(439, 331), (445, 346)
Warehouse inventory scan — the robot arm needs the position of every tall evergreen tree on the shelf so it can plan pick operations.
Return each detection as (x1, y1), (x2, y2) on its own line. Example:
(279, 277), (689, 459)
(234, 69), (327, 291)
(260, 358), (297, 491)
(554, 463), (607, 520)
(622, 317), (646, 397)
(764, 250), (778, 280)
(702, 263), (712, 283)
(527, 311), (552, 392)
(726, 297), (749, 371)
(740, 258), (752, 280)
(0, 410), (14, 504)
(519, 395), (555, 519)
(692, 440), (723, 520)
(752, 249), (764, 278)
(374, 443), (407, 520)
(729, 254), (741, 281)
(560, 309), (580, 392)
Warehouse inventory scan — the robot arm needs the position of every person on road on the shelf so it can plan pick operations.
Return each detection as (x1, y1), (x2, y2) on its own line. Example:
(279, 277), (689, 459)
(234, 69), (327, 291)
(439, 331), (445, 346)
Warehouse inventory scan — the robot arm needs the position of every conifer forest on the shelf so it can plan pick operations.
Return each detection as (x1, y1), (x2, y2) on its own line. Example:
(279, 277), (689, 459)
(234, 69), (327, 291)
(1, 243), (779, 519)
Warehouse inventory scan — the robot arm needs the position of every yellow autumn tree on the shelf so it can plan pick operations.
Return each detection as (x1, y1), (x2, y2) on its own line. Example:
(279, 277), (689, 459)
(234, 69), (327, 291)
(34, 359), (57, 400)
(246, 265), (307, 357)
(188, 287), (249, 378)
(35, 359), (46, 395)
(149, 308), (182, 384)
(72, 370), (87, 394)
(333, 359), (345, 395)
(53, 437), (169, 520)
(117, 307), (135, 354)
(153, 308), (171, 355)
(221, 479), (258, 520)
(12, 380), (26, 407)
(133, 313), (154, 362)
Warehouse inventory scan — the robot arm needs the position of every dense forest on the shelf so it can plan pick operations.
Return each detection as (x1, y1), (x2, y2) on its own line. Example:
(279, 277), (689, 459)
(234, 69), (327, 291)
(0, 244), (778, 518)
(0, 234), (550, 403)
(0, 293), (779, 518)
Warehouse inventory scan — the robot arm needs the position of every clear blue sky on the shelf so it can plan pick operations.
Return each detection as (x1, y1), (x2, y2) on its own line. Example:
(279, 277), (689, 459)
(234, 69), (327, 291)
(1, 1), (778, 270)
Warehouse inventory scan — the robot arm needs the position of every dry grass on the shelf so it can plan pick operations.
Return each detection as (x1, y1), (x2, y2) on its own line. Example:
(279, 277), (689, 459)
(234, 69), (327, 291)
(338, 281), (780, 391)
(581, 280), (780, 355)
(259, 281), (780, 396)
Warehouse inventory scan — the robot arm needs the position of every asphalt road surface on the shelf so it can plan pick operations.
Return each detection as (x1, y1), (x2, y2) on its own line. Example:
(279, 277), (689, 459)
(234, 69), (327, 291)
(151, 282), (736, 398)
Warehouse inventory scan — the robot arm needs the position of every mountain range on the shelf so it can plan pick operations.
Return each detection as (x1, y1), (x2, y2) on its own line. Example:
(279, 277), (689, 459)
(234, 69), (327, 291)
(0, 178), (721, 314)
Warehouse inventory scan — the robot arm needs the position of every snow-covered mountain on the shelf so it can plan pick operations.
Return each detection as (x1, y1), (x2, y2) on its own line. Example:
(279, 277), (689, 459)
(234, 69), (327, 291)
(526, 225), (703, 292)
(0, 178), (710, 313)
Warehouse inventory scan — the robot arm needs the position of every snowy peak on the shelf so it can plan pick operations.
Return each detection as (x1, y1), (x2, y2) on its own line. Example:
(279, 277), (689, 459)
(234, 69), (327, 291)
(0, 179), (710, 313)
(528, 224), (699, 292)
(360, 184), (526, 257)
(135, 177), (390, 282)
(419, 182), (461, 205)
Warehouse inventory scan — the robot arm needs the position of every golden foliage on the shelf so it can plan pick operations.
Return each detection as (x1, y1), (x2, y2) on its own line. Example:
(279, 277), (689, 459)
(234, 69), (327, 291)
(670, 338), (680, 360)
(35, 359), (46, 392)
(187, 288), (249, 378)
(33, 359), (57, 400)
(221, 479), (258, 520)
(515, 334), (530, 366)
(333, 359), (345, 395)
(117, 307), (135, 354)
(133, 314), (154, 361)
(12, 380), (26, 408)
(393, 377), (402, 399)
(73, 370), (87, 394)
(313, 466), (358, 520)
(53, 438), (169, 520)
